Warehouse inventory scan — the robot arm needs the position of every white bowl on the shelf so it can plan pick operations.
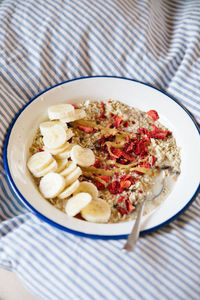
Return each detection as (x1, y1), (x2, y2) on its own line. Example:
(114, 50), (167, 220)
(3, 76), (200, 238)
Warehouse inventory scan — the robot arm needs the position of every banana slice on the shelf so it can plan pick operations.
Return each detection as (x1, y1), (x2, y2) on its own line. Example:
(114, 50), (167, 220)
(81, 198), (111, 223)
(74, 182), (98, 199)
(33, 159), (58, 178)
(39, 172), (66, 199)
(58, 180), (80, 199)
(60, 109), (86, 123)
(55, 143), (76, 159)
(71, 145), (95, 167)
(27, 151), (54, 174)
(43, 124), (67, 149)
(40, 121), (67, 136)
(59, 161), (77, 176)
(48, 104), (74, 120)
(56, 157), (69, 173)
(65, 192), (92, 217)
(43, 141), (70, 155)
(65, 166), (82, 186)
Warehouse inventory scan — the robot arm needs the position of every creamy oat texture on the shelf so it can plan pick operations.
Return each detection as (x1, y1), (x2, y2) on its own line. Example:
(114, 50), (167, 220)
(30, 100), (181, 223)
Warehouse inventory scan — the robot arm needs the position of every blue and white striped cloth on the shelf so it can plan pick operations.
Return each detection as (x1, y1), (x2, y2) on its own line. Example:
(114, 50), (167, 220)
(0, 1), (200, 299)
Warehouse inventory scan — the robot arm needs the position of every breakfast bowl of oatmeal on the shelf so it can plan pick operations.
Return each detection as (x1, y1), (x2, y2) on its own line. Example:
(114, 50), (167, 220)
(3, 77), (200, 237)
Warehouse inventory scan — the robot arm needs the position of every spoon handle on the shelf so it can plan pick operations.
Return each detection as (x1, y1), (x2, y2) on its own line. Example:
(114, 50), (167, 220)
(123, 200), (146, 252)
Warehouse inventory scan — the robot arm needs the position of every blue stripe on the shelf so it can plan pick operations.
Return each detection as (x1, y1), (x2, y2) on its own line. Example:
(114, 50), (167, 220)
(4, 236), (80, 299)
(102, 239), (183, 299)
(29, 225), (126, 300)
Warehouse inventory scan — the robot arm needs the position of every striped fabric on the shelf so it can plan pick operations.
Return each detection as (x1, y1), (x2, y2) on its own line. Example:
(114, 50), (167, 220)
(0, 0), (200, 299)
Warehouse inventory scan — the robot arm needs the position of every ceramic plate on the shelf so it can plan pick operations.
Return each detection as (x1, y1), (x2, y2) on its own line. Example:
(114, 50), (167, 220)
(3, 76), (200, 238)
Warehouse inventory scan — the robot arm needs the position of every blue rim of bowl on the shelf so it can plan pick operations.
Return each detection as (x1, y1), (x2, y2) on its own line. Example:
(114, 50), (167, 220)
(3, 76), (200, 239)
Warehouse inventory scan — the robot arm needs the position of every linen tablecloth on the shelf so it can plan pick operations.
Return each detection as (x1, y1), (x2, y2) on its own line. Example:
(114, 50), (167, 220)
(0, 1), (200, 299)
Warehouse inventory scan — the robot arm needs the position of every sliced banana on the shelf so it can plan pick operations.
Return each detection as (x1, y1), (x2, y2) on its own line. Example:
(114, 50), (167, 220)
(39, 172), (66, 199)
(65, 166), (82, 186)
(58, 180), (80, 199)
(60, 109), (86, 123)
(65, 192), (92, 217)
(40, 121), (67, 136)
(81, 198), (111, 223)
(33, 159), (58, 178)
(27, 151), (54, 174)
(43, 141), (70, 155)
(71, 145), (95, 167)
(48, 104), (74, 120)
(56, 157), (69, 173)
(55, 143), (76, 159)
(59, 161), (77, 176)
(43, 124), (67, 149)
(74, 182), (98, 199)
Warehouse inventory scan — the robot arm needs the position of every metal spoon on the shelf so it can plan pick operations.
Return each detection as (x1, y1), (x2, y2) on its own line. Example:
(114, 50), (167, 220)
(123, 174), (165, 252)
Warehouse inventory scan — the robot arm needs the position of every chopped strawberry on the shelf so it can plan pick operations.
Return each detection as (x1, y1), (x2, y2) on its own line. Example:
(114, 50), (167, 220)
(139, 125), (171, 140)
(150, 155), (156, 166)
(133, 140), (149, 157)
(138, 127), (149, 135)
(39, 148), (44, 152)
(113, 115), (123, 128)
(117, 159), (127, 164)
(72, 104), (77, 109)
(125, 198), (135, 213)
(139, 162), (151, 168)
(118, 195), (125, 203)
(77, 125), (93, 133)
(147, 110), (159, 121)
(117, 206), (127, 216)
(93, 181), (105, 190)
(120, 180), (131, 190)
(93, 159), (101, 168)
(123, 121), (129, 127)
(111, 147), (122, 158)
(97, 102), (106, 120)
(97, 175), (110, 183)
(121, 152), (135, 161)
(132, 121), (135, 124)
(107, 181), (120, 194)
(103, 164), (109, 170)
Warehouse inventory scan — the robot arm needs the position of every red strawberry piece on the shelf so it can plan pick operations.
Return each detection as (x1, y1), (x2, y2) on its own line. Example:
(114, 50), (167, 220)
(97, 175), (110, 183)
(107, 181), (120, 194)
(123, 121), (129, 127)
(103, 164), (109, 170)
(139, 162), (151, 168)
(72, 104), (77, 109)
(97, 102), (106, 120)
(118, 195), (125, 203)
(121, 152), (135, 161)
(77, 125), (93, 133)
(119, 180), (132, 192)
(147, 110), (159, 121)
(93, 159), (101, 168)
(150, 155), (156, 166)
(111, 147), (122, 158)
(125, 198), (135, 213)
(39, 148), (44, 152)
(117, 206), (127, 216)
(93, 181), (105, 190)
(113, 115), (123, 128)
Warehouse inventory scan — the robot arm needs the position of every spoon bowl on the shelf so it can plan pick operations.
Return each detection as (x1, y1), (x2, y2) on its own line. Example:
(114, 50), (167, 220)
(123, 173), (165, 252)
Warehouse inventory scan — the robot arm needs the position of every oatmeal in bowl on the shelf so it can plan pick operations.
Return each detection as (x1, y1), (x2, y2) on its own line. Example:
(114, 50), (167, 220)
(27, 99), (181, 223)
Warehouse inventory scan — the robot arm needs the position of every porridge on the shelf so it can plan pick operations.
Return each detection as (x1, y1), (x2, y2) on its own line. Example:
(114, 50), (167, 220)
(27, 100), (181, 223)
